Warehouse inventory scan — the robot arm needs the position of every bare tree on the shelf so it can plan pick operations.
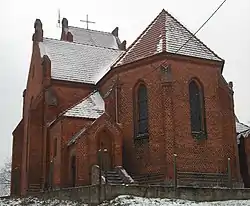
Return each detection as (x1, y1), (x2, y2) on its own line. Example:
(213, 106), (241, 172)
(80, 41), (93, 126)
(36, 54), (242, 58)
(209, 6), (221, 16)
(0, 158), (11, 196)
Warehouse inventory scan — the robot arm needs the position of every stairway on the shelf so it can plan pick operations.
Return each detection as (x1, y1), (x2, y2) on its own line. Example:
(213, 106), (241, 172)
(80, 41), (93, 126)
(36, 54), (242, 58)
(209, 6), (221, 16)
(28, 183), (41, 194)
(132, 173), (166, 185)
(177, 172), (229, 187)
(105, 170), (125, 185)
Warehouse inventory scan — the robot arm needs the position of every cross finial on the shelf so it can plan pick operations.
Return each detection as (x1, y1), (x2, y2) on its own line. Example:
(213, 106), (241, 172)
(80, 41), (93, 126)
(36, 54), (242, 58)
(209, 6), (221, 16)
(80, 14), (95, 29)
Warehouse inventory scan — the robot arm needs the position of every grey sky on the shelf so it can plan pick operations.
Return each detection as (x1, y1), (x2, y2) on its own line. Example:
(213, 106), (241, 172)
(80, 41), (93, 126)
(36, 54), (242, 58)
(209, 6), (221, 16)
(0, 0), (249, 167)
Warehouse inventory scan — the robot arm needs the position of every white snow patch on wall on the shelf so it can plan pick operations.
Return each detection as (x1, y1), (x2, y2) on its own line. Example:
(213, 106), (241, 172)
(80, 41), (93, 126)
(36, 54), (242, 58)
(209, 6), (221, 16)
(156, 37), (163, 52)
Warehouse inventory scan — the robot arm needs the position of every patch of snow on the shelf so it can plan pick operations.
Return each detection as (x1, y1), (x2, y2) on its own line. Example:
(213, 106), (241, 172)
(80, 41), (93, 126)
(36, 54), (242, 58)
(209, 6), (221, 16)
(120, 168), (135, 183)
(236, 121), (250, 144)
(156, 37), (163, 52)
(0, 197), (87, 206)
(101, 195), (250, 206)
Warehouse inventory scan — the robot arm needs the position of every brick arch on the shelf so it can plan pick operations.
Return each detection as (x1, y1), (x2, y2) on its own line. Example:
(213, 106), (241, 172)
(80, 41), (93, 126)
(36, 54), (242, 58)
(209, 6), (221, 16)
(132, 80), (149, 139)
(94, 121), (123, 168)
(188, 77), (207, 136)
(96, 128), (113, 170)
(188, 77), (204, 92)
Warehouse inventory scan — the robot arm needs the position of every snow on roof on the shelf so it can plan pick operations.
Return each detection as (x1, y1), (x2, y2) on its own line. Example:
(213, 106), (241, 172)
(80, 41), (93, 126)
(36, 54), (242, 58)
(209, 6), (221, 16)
(39, 38), (123, 84)
(67, 127), (87, 146)
(114, 9), (223, 67)
(236, 121), (250, 144)
(236, 122), (250, 134)
(64, 91), (105, 119)
(68, 26), (120, 49)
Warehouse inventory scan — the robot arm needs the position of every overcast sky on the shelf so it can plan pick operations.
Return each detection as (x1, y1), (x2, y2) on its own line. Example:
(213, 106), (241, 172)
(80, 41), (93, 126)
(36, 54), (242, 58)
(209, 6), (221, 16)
(0, 0), (249, 167)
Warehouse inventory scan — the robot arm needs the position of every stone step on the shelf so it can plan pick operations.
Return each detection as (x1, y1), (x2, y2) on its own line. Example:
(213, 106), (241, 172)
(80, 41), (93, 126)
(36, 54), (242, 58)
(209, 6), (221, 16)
(132, 173), (165, 185)
(105, 170), (126, 185)
(106, 174), (120, 178)
(133, 174), (165, 181)
(178, 180), (229, 187)
(106, 171), (117, 174)
(177, 172), (228, 179)
(28, 184), (40, 189)
(107, 180), (124, 184)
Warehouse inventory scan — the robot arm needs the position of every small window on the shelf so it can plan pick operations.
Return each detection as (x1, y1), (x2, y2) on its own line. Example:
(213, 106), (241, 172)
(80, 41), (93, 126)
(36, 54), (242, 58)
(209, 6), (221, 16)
(31, 65), (35, 78)
(53, 138), (57, 158)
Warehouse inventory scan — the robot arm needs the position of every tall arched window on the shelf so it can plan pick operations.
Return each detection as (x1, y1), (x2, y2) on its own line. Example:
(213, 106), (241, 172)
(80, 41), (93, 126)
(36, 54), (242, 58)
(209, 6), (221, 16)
(189, 79), (206, 135)
(134, 83), (148, 137)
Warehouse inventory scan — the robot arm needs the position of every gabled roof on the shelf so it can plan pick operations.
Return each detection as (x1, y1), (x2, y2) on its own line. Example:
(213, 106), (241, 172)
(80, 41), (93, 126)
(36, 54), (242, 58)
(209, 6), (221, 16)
(236, 121), (250, 144)
(68, 26), (121, 49)
(39, 38), (123, 84)
(114, 9), (223, 67)
(64, 91), (105, 119)
(236, 121), (250, 134)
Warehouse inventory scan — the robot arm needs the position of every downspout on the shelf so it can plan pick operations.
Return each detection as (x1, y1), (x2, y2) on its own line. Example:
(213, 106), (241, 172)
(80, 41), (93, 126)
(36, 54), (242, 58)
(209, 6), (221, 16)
(41, 89), (45, 190)
(115, 75), (119, 123)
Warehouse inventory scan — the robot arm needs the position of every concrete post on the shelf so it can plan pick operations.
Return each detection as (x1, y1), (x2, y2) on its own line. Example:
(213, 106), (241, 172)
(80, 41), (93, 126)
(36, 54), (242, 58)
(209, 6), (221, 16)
(173, 154), (177, 189)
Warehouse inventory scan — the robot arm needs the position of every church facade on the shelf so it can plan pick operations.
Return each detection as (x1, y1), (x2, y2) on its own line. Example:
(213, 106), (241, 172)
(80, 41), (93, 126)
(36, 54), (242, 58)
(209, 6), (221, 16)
(11, 9), (242, 196)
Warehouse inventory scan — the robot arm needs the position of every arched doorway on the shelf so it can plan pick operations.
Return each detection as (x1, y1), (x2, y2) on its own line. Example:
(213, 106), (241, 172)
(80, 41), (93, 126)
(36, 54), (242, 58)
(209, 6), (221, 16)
(97, 129), (113, 171)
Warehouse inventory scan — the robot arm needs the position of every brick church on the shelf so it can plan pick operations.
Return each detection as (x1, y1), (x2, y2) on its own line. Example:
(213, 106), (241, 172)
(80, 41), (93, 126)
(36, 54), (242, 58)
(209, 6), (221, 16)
(11, 9), (243, 196)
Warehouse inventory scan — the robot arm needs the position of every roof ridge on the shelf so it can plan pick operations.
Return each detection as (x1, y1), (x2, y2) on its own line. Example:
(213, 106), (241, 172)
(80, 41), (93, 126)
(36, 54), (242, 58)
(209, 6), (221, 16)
(43, 37), (121, 51)
(238, 121), (250, 129)
(112, 10), (163, 67)
(164, 10), (223, 61)
(69, 25), (113, 35)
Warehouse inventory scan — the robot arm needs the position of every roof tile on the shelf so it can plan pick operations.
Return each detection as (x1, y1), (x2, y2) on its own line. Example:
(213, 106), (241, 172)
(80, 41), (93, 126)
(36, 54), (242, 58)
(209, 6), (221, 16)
(39, 38), (123, 84)
(64, 91), (105, 119)
(114, 9), (223, 67)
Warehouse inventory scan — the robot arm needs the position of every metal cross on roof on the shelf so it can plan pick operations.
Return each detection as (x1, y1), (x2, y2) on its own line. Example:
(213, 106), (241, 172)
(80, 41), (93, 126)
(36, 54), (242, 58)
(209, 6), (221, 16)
(80, 14), (95, 29)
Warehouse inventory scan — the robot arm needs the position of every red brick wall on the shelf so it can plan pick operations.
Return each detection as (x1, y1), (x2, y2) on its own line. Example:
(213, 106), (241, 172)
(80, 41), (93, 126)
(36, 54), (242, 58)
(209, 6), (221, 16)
(218, 78), (241, 179)
(45, 83), (92, 122)
(20, 42), (44, 194)
(42, 84), (93, 188)
(18, 39), (94, 194)
(244, 137), (250, 176)
(48, 117), (93, 188)
(11, 120), (24, 196)
(60, 117), (93, 187)
(49, 120), (61, 188)
(99, 55), (239, 180)
(27, 101), (44, 188)
(77, 114), (123, 185)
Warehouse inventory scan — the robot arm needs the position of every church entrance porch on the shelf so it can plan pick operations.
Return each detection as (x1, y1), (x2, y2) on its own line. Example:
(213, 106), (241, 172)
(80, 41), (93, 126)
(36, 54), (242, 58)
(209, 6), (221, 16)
(97, 130), (113, 171)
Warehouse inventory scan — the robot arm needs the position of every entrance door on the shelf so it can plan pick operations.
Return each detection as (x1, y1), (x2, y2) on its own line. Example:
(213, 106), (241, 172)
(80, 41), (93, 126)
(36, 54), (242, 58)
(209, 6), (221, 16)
(98, 134), (112, 171)
(71, 155), (76, 187)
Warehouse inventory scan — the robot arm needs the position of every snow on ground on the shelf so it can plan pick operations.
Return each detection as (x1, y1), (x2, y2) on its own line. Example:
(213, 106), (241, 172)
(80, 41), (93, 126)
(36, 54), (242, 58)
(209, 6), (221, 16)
(0, 197), (87, 206)
(101, 195), (250, 206)
(1, 195), (250, 205)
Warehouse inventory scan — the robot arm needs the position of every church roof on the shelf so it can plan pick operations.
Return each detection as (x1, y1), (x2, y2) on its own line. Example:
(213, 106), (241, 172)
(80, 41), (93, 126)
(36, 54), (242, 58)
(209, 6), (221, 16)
(236, 121), (250, 144)
(68, 26), (120, 49)
(114, 9), (223, 67)
(39, 38), (123, 84)
(64, 91), (105, 119)
(236, 121), (250, 134)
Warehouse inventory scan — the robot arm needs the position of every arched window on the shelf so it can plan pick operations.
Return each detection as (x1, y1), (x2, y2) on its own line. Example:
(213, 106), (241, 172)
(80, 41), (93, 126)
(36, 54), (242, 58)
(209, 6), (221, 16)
(134, 83), (149, 137)
(189, 79), (206, 134)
